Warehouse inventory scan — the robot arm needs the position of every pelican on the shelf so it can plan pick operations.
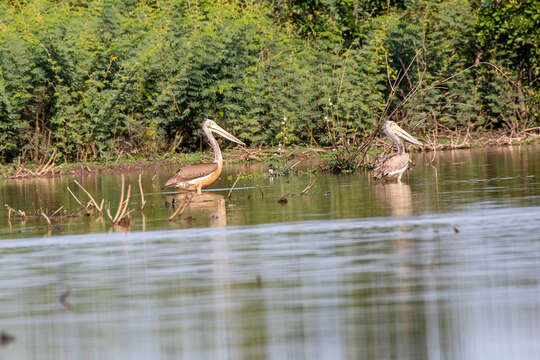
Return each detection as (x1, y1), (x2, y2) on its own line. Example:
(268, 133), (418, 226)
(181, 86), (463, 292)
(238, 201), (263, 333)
(164, 119), (245, 194)
(371, 121), (422, 183)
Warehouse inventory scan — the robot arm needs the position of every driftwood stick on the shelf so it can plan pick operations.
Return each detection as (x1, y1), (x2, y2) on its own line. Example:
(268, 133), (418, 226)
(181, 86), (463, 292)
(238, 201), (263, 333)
(256, 185), (264, 200)
(106, 208), (114, 223)
(115, 185), (131, 223)
(37, 149), (57, 175)
(105, 176), (132, 225)
(138, 174), (146, 210)
(73, 180), (102, 212)
(67, 186), (84, 208)
(40, 210), (52, 227)
(227, 174), (241, 200)
(51, 206), (64, 217)
(5, 204), (14, 222)
(112, 175), (125, 222)
(5, 204), (26, 218)
(300, 181), (315, 195)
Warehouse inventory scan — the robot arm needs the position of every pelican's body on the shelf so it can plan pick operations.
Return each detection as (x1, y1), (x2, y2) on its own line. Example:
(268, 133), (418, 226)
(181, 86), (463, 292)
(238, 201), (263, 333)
(164, 119), (244, 193)
(371, 121), (422, 183)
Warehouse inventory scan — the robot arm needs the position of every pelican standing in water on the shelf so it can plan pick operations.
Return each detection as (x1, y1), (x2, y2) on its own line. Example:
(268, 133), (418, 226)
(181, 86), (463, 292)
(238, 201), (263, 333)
(164, 119), (245, 194)
(371, 121), (422, 183)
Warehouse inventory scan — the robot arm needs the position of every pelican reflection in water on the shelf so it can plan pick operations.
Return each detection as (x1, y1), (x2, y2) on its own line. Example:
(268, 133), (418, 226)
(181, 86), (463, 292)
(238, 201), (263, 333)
(371, 121), (422, 183)
(167, 193), (227, 227)
(374, 183), (413, 217)
(164, 119), (245, 193)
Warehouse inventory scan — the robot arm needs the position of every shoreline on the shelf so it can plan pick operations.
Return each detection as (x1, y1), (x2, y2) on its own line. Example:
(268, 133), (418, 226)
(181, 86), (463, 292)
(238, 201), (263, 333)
(1, 130), (539, 180)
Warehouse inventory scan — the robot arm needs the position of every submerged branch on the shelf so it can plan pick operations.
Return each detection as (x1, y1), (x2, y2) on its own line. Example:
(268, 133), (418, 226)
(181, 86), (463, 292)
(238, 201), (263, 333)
(300, 181), (315, 195)
(227, 174), (241, 200)
(106, 175), (132, 225)
(73, 180), (103, 213)
(138, 174), (146, 210)
(40, 210), (52, 228)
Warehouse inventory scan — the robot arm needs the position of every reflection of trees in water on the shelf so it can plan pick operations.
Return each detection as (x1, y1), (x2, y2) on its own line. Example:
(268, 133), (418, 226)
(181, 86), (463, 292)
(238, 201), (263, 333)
(8, 176), (62, 207)
(167, 192), (227, 227)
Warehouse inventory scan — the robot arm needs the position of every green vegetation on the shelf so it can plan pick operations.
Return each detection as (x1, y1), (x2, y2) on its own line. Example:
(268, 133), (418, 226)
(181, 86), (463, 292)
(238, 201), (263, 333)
(0, 0), (538, 165)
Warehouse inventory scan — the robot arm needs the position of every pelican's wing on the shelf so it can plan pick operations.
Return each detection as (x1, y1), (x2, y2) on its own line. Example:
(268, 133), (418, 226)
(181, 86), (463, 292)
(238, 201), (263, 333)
(165, 163), (218, 187)
(371, 153), (410, 179)
(372, 153), (394, 170)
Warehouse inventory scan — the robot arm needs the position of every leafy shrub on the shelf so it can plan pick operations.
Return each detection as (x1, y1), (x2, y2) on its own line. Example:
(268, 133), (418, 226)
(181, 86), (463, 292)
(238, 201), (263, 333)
(0, 0), (537, 164)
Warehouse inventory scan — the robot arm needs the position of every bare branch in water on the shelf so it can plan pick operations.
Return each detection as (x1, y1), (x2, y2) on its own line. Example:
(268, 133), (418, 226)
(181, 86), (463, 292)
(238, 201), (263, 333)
(300, 181), (315, 195)
(73, 180), (103, 213)
(138, 174), (146, 210)
(227, 174), (242, 200)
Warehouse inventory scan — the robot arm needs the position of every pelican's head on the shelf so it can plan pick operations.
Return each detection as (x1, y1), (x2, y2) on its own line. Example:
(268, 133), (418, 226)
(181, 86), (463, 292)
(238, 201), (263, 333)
(203, 119), (245, 146)
(382, 121), (422, 146)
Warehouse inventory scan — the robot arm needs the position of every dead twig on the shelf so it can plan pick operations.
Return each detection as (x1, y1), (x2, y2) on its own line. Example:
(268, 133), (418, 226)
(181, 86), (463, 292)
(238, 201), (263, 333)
(40, 210), (52, 228)
(5, 205), (15, 222)
(138, 174), (146, 210)
(51, 206), (64, 217)
(73, 180), (103, 213)
(300, 181), (315, 195)
(256, 185), (264, 200)
(116, 186), (132, 223)
(35, 149), (57, 176)
(8, 149), (59, 178)
(67, 186), (84, 208)
(358, 51), (422, 166)
(5, 204), (25, 219)
(227, 174), (241, 200)
(5, 204), (13, 222)
(112, 174), (126, 222)
(106, 175), (132, 225)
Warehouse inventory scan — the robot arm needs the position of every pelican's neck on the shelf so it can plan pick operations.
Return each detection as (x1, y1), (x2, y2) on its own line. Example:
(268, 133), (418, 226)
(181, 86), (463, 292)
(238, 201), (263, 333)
(204, 126), (222, 164)
(395, 139), (405, 154)
(384, 127), (405, 154)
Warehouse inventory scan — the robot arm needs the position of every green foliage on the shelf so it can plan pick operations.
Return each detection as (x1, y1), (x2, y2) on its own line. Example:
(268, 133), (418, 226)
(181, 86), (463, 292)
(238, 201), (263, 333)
(269, 0), (406, 42)
(384, 0), (482, 130)
(476, 0), (539, 87)
(475, 0), (540, 126)
(0, 0), (538, 164)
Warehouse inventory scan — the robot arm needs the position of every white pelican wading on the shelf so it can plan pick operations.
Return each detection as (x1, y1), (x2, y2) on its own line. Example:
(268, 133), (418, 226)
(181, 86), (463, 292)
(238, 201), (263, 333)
(164, 119), (245, 194)
(371, 121), (422, 183)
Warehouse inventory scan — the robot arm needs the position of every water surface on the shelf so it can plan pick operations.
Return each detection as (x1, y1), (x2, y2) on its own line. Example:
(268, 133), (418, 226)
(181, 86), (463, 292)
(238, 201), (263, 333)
(1, 146), (540, 359)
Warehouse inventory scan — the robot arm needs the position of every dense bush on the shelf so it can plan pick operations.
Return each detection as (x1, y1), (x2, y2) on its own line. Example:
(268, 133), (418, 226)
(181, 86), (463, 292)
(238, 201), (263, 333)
(0, 0), (537, 163)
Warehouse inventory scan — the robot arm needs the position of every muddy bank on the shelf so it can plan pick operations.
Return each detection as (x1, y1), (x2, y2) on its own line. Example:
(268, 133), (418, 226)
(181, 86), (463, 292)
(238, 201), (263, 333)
(1, 129), (539, 180)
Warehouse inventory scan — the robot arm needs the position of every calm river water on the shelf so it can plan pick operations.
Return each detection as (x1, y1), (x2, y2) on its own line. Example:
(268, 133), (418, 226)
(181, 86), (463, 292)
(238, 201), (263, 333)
(1, 146), (540, 359)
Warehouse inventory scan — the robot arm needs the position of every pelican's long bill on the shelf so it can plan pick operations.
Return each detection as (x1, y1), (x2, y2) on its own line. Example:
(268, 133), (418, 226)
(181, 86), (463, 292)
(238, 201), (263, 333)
(164, 119), (245, 193)
(391, 123), (422, 146)
(206, 120), (245, 146)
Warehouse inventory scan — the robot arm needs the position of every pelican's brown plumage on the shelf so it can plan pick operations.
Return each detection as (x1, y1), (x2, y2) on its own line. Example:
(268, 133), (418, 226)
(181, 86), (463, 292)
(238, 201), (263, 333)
(164, 119), (244, 194)
(371, 121), (422, 183)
